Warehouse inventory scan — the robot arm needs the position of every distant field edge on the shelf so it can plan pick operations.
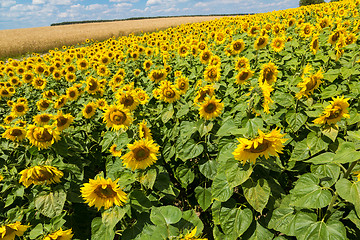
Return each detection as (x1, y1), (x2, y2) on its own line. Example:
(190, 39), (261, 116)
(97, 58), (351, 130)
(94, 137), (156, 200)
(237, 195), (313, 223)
(0, 15), (232, 60)
(50, 14), (254, 26)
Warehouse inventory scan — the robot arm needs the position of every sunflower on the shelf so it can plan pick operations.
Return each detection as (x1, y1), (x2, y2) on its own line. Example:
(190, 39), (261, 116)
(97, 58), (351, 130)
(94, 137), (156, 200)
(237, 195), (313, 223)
(134, 69), (141, 77)
(2, 126), (27, 142)
(43, 90), (58, 99)
(65, 73), (76, 82)
(148, 69), (167, 83)
(248, 26), (260, 37)
(271, 37), (285, 52)
(136, 88), (149, 105)
(96, 98), (108, 110)
(260, 82), (274, 114)
(313, 96), (350, 125)
(81, 176), (128, 210)
(254, 35), (268, 50)
(54, 111), (74, 131)
(103, 104), (133, 131)
(310, 34), (320, 55)
(194, 85), (215, 105)
(199, 96), (224, 120)
(32, 77), (47, 90)
(33, 113), (53, 126)
(36, 99), (52, 111)
(204, 65), (221, 82)
(27, 124), (60, 149)
(3, 115), (16, 125)
(54, 96), (68, 109)
(77, 58), (89, 70)
(116, 90), (139, 111)
(43, 228), (74, 240)
(296, 69), (323, 99)
(109, 144), (122, 157)
(300, 23), (313, 38)
(0, 88), (12, 98)
(82, 102), (97, 119)
(0, 222), (29, 240)
(139, 120), (152, 140)
(209, 55), (221, 67)
(19, 165), (63, 187)
(175, 76), (189, 95)
(86, 77), (101, 94)
(66, 86), (79, 101)
(11, 102), (28, 117)
(235, 68), (253, 85)
(121, 138), (159, 170)
(97, 65), (110, 77)
(328, 30), (342, 45)
(180, 227), (207, 240)
(233, 128), (287, 165)
(231, 39), (245, 54)
(258, 61), (278, 85)
(199, 49), (212, 65)
(143, 59), (153, 71)
(158, 81), (181, 103)
(235, 57), (250, 71)
(23, 72), (35, 83)
(0, 174), (3, 182)
(178, 44), (189, 57)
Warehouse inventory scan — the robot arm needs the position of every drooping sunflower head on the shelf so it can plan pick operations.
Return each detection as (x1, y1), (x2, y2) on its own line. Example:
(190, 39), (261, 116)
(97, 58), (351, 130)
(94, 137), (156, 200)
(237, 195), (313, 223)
(19, 165), (63, 187)
(235, 68), (254, 85)
(109, 144), (122, 157)
(259, 61), (278, 85)
(36, 99), (52, 111)
(43, 228), (74, 240)
(194, 85), (215, 105)
(121, 138), (160, 170)
(233, 128), (287, 165)
(103, 105), (133, 131)
(2, 126), (27, 142)
(81, 176), (128, 210)
(313, 96), (350, 125)
(86, 76), (100, 94)
(199, 96), (224, 120)
(149, 69), (167, 83)
(158, 81), (181, 103)
(235, 57), (250, 71)
(54, 111), (74, 131)
(0, 222), (29, 240)
(310, 35), (320, 54)
(26, 124), (61, 149)
(138, 120), (152, 140)
(54, 95), (68, 109)
(116, 90), (139, 111)
(254, 35), (268, 50)
(296, 69), (323, 99)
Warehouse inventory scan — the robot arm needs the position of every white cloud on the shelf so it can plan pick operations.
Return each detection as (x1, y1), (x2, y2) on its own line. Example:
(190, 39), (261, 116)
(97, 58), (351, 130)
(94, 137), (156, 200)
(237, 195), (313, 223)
(146, 0), (163, 5)
(1, 0), (16, 8)
(32, 0), (46, 4)
(115, 3), (132, 8)
(110, 0), (138, 2)
(85, 4), (108, 11)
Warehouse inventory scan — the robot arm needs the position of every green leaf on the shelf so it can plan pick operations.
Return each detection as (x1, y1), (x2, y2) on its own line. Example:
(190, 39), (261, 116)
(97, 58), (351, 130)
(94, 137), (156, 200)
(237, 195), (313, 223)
(217, 119), (240, 137)
(311, 163), (340, 187)
(139, 169), (157, 189)
(100, 131), (116, 152)
(242, 179), (270, 213)
(130, 190), (153, 211)
(34, 188), (66, 218)
(243, 118), (264, 138)
(29, 223), (43, 239)
(177, 139), (204, 161)
(174, 209), (204, 235)
(299, 219), (346, 240)
(102, 205), (129, 229)
(332, 142), (360, 164)
(198, 121), (213, 137)
(162, 104), (174, 123)
(223, 159), (253, 188)
(150, 206), (182, 225)
(91, 217), (115, 240)
(286, 110), (308, 132)
(194, 186), (212, 211)
(248, 221), (274, 240)
(321, 85), (341, 99)
(307, 132), (328, 156)
(290, 173), (332, 209)
(290, 140), (310, 161)
(336, 178), (360, 216)
(305, 152), (335, 165)
(175, 165), (195, 187)
(347, 130), (360, 142)
(220, 207), (253, 238)
(198, 159), (218, 180)
(211, 172), (233, 202)
(323, 69), (340, 82)
(273, 91), (295, 107)
(321, 126), (338, 142)
(345, 210), (360, 229)
(176, 102), (189, 118)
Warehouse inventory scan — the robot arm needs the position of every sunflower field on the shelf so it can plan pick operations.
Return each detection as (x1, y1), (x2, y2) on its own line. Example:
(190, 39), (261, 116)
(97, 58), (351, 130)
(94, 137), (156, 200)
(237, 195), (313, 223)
(1, 0), (360, 239)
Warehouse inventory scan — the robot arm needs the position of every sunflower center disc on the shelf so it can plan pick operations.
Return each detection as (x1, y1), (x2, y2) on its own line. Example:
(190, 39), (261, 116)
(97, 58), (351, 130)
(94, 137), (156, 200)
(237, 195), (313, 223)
(134, 147), (150, 161)
(205, 103), (216, 113)
(95, 185), (117, 198)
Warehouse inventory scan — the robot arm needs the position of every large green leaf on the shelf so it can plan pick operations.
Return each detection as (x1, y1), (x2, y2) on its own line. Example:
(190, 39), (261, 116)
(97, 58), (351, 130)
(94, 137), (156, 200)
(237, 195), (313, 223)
(91, 217), (115, 240)
(224, 160), (253, 188)
(332, 142), (360, 164)
(242, 179), (270, 213)
(311, 163), (340, 187)
(34, 188), (66, 218)
(247, 221), (274, 240)
(290, 173), (332, 209)
(175, 165), (195, 187)
(150, 206), (182, 225)
(286, 110), (308, 132)
(306, 132), (328, 156)
(299, 220), (346, 240)
(216, 119), (241, 137)
(198, 159), (218, 180)
(219, 207), (253, 238)
(194, 186), (212, 211)
(177, 139), (204, 161)
(336, 178), (360, 216)
(211, 172), (233, 202)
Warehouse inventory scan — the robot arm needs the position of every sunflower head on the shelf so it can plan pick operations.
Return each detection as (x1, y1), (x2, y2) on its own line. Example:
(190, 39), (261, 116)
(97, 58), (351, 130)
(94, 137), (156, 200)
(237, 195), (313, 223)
(19, 165), (63, 187)
(235, 68), (253, 85)
(54, 111), (74, 131)
(103, 105), (133, 131)
(199, 96), (224, 120)
(26, 124), (61, 149)
(0, 222), (29, 239)
(175, 76), (189, 95)
(11, 102), (28, 117)
(43, 228), (74, 240)
(313, 96), (350, 125)
(33, 113), (53, 126)
(254, 35), (268, 50)
(2, 126), (27, 142)
(204, 65), (221, 82)
(138, 120), (152, 140)
(259, 61), (278, 85)
(81, 176), (128, 210)
(82, 102), (97, 119)
(121, 138), (160, 170)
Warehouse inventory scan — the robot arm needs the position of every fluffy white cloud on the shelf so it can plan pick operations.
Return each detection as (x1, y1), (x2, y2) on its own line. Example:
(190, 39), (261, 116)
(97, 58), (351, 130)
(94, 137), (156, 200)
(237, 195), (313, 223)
(32, 0), (46, 4)
(1, 0), (16, 8)
(115, 3), (133, 8)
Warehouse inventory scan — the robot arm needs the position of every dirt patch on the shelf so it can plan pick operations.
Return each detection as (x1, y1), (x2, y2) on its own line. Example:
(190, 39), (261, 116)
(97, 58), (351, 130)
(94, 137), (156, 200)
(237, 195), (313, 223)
(0, 16), (226, 59)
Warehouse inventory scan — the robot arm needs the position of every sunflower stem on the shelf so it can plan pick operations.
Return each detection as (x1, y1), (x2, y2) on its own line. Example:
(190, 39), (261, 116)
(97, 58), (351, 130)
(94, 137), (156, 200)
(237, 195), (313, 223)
(323, 160), (358, 222)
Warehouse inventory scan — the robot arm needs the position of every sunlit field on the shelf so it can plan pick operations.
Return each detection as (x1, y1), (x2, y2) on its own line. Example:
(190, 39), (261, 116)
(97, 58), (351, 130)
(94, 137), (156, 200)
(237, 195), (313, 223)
(1, 0), (360, 239)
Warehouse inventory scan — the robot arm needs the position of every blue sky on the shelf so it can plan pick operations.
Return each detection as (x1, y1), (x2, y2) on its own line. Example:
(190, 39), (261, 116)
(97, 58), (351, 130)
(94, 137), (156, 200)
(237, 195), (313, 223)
(0, 0), (315, 30)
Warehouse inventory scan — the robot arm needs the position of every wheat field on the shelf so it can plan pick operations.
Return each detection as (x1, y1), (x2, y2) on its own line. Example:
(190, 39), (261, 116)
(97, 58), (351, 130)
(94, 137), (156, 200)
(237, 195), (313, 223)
(0, 16), (224, 59)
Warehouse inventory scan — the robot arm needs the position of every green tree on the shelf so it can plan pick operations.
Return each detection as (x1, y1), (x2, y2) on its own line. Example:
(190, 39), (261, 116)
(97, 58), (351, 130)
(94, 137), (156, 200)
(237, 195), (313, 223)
(299, 0), (325, 6)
